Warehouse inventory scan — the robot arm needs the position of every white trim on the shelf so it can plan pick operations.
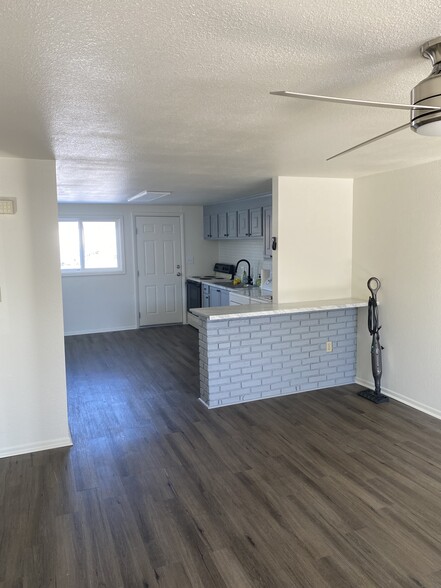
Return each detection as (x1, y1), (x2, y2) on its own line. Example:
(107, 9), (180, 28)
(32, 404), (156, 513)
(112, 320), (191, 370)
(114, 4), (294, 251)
(0, 436), (73, 459)
(355, 377), (441, 421)
(64, 325), (138, 337)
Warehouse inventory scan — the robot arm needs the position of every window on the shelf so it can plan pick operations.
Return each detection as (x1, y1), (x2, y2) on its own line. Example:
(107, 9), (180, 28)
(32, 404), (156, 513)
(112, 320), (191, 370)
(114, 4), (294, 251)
(59, 218), (123, 274)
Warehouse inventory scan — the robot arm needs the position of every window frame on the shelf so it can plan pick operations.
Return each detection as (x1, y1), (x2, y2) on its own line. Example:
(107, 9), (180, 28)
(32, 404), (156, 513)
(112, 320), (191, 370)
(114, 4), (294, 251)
(59, 216), (125, 276)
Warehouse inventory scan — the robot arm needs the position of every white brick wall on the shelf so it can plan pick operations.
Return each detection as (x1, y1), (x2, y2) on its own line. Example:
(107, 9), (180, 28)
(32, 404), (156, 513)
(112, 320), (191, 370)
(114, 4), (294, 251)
(199, 309), (357, 407)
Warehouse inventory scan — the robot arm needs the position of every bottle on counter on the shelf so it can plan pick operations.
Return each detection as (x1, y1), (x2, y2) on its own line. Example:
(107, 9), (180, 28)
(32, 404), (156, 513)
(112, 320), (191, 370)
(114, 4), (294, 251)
(256, 273), (262, 287)
(242, 269), (247, 284)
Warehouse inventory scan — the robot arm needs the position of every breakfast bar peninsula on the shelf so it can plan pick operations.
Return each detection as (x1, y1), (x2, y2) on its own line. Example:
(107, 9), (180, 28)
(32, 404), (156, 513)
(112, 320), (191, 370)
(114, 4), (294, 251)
(191, 298), (367, 408)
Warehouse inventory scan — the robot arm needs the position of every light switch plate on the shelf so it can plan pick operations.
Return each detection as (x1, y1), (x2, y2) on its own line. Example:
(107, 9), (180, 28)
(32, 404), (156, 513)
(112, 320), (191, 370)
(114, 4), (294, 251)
(0, 198), (16, 214)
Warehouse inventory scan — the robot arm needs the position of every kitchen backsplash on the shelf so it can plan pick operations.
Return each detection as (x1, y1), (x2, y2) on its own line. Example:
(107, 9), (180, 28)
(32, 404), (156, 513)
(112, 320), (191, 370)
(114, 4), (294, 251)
(218, 238), (272, 281)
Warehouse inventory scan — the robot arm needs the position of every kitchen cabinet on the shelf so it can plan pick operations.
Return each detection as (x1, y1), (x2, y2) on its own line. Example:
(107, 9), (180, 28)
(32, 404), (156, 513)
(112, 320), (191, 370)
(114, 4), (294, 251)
(209, 286), (229, 307)
(237, 209), (248, 238)
(209, 286), (222, 307)
(203, 194), (270, 240)
(218, 211), (238, 239)
(249, 207), (263, 237)
(220, 289), (229, 306)
(263, 205), (272, 258)
(218, 212), (228, 239)
(227, 211), (238, 238)
(202, 283), (210, 307)
(237, 207), (263, 238)
(204, 213), (219, 239)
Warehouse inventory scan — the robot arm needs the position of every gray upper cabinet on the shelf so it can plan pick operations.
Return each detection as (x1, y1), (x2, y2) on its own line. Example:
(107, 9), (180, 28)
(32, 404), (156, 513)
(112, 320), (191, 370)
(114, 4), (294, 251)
(204, 212), (219, 239)
(203, 194), (271, 240)
(218, 212), (228, 238)
(237, 209), (249, 237)
(249, 207), (263, 237)
(219, 211), (238, 239)
(227, 211), (238, 238)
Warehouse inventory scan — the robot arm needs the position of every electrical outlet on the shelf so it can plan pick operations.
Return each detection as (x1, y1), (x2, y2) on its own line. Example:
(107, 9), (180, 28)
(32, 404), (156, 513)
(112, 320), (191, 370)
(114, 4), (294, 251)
(326, 341), (333, 352)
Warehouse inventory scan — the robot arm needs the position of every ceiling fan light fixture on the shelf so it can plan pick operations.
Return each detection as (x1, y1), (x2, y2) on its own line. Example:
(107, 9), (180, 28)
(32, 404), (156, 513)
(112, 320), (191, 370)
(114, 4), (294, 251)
(410, 37), (441, 136)
(414, 119), (441, 136)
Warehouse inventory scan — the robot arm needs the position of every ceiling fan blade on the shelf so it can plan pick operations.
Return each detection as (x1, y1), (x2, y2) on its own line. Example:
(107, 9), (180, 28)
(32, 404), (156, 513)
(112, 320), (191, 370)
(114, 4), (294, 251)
(270, 91), (441, 112)
(326, 123), (410, 161)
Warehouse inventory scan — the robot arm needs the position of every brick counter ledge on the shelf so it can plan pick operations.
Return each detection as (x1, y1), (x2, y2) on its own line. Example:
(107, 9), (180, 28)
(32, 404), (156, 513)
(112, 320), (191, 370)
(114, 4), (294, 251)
(192, 299), (367, 408)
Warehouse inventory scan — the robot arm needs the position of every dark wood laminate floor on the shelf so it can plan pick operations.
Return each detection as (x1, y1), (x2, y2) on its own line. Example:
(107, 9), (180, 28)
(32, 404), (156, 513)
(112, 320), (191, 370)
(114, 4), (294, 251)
(2, 326), (441, 587)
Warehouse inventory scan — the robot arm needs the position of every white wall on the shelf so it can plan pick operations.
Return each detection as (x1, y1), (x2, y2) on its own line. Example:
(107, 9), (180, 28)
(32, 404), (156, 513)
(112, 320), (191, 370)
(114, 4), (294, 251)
(273, 176), (353, 303)
(0, 157), (71, 458)
(353, 160), (441, 418)
(59, 203), (218, 335)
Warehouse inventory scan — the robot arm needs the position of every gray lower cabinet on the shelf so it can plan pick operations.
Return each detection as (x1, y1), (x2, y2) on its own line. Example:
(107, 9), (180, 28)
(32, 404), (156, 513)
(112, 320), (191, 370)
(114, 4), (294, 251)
(207, 285), (230, 307)
(220, 289), (229, 306)
(202, 283), (210, 307)
(209, 286), (222, 307)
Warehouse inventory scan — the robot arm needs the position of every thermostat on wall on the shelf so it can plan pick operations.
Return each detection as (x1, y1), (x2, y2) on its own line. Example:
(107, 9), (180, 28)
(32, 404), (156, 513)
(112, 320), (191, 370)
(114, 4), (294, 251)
(0, 198), (16, 214)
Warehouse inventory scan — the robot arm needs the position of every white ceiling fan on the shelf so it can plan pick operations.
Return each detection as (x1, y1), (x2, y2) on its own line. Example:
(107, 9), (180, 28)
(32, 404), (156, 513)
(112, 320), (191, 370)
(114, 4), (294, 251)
(271, 37), (441, 160)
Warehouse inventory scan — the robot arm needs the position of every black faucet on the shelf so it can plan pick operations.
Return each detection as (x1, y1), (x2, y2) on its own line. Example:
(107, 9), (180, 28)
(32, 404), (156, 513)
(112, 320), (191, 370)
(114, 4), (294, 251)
(234, 259), (252, 284)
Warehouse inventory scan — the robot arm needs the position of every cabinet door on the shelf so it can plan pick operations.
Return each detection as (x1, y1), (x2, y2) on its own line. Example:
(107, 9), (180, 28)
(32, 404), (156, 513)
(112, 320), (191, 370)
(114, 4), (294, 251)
(227, 211), (238, 238)
(220, 289), (229, 306)
(237, 209), (249, 237)
(218, 212), (228, 238)
(209, 213), (219, 239)
(249, 207), (263, 237)
(209, 286), (222, 307)
(203, 214), (211, 239)
(202, 283), (210, 307)
(263, 206), (272, 258)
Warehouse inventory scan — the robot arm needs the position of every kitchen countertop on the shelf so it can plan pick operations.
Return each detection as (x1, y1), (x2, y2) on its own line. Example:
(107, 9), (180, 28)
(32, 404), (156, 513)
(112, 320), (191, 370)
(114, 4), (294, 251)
(191, 297), (368, 321)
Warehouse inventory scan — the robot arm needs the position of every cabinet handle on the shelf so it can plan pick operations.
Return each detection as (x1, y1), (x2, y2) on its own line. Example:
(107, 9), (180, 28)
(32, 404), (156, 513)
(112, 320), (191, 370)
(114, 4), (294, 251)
(224, 233), (228, 237)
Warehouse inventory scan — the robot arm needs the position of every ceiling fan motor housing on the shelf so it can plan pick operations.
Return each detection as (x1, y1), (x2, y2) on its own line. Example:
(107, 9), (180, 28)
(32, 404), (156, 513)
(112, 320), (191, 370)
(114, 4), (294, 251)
(411, 37), (441, 134)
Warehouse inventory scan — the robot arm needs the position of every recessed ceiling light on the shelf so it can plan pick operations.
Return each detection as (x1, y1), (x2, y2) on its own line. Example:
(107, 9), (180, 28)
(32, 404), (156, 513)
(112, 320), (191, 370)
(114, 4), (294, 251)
(127, 191), (172, 203)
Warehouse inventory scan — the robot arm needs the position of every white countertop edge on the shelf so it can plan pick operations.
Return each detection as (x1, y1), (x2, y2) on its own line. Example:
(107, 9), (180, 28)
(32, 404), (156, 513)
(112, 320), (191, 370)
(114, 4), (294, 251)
(191, 298), (368, 321)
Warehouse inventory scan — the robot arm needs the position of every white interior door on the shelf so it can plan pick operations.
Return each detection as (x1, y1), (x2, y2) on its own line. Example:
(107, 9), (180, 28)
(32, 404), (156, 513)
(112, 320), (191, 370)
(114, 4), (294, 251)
(136, 216), (183, 326)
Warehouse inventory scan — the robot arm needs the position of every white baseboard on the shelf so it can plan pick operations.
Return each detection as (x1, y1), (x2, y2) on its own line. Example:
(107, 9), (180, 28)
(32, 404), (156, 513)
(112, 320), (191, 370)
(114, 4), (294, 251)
(0, 435), (73, 459)
(355, 377), (441, 421)
(64, 325), (137, 336)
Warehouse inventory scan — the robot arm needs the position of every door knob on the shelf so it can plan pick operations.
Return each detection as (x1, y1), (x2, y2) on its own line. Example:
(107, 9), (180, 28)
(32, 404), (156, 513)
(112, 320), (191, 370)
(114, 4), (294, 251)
(177, 272), (182, 276)
(176, 264), (181, 269)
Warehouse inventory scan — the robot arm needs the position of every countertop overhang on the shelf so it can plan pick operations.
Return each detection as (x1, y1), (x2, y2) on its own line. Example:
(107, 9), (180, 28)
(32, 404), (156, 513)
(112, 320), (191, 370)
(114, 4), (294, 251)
(191, 298), (368, 321)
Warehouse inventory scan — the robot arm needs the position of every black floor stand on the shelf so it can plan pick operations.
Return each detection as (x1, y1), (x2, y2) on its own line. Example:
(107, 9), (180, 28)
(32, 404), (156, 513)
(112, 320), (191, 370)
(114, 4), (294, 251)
(358, 388), (389, 404)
